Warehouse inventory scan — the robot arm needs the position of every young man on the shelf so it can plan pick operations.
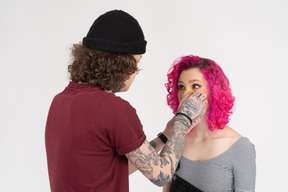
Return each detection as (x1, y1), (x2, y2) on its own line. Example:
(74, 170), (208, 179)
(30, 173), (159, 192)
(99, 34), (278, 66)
(45, 10), (207, 192)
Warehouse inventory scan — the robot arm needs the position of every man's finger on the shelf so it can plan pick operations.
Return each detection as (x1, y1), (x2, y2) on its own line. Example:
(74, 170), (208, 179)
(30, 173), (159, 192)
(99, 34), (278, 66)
(199, 94), (207, 101)
(192, 91), (200, 97)
(179, 91), (192, 105)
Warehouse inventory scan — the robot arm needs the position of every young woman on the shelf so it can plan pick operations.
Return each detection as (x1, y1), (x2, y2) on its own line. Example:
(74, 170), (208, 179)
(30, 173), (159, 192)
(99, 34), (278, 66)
(163, 55), (256, 192)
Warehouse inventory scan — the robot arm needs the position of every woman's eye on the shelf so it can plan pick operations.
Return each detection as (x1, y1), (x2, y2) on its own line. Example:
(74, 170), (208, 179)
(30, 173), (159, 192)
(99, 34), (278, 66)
(193, 84), (201, 89)
(178, 85), (185, 90)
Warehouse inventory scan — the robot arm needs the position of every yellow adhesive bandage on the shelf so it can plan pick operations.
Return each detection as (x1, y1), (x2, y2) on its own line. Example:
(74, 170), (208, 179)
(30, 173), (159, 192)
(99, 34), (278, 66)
(183, 88), (195, 94)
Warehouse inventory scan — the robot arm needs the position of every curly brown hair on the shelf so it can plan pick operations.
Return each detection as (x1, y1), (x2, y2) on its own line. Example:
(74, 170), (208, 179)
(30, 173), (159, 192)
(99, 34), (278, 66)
(68, 44), (138, 92)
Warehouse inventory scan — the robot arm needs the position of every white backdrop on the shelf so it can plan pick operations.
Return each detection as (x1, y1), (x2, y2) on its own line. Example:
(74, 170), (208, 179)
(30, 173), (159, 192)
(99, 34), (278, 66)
(1, 0), (287, 191)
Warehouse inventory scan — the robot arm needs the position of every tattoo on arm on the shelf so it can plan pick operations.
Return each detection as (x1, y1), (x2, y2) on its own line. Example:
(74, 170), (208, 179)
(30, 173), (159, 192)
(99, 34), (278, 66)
(150, 171), (171, 186)
(160, 156), (170, 168)
(150, 140), (157, 148)
(168, 156), (174, 175)
(162, 121), (186, 159)
(126, 121), (188, 186)
(127, 141), (154, 174)
(127, 140), (172, 186)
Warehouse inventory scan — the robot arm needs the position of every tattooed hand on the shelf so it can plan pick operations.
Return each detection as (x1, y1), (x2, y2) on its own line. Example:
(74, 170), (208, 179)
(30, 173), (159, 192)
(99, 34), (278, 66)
(176, 92), (207, 129)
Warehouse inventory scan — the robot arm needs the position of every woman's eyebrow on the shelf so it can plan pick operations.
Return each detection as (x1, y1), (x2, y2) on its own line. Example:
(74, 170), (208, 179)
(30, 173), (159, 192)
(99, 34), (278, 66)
(189, 79), (201, 83)
(178, 79), (201, 83)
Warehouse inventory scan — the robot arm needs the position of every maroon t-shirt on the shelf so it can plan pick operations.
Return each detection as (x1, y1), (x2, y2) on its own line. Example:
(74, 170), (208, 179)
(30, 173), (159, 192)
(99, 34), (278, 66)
(45, 82), (146, 192)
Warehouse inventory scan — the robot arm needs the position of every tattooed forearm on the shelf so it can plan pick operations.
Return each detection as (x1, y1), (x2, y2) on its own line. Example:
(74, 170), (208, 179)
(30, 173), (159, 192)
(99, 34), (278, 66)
(150, 171), (171, 186)
(127, 120), (193, 186)
(162, 121), (187, 159)
(127, 139), (177, 186)
(168, 155), (174, 175)
(127, 142), (155, 174)
(148, 142), (159, 166)
(160, 156), (170, 168)
(126, 121), (188, 186)
(128, 137), (165, 175)
(175, 117), (190, 128)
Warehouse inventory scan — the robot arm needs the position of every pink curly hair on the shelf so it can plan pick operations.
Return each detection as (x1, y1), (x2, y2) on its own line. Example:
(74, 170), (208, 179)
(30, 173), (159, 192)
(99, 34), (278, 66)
(165, 55), (235, 131)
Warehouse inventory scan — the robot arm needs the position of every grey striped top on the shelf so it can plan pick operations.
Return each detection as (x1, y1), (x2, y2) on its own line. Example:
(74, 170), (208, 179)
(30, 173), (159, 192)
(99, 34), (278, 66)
(175, 137), (256, 192)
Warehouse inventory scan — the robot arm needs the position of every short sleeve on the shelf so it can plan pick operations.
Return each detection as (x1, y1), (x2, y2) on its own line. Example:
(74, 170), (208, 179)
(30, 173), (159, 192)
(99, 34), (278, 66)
(233, 138), (256, 192)
(97, 95), (146, 155)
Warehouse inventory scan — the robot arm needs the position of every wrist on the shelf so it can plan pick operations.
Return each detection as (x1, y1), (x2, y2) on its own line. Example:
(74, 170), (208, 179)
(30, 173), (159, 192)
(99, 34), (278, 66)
(175, 112), (192, 125)
(162, 131), (170, 140)
(157, 132), (168, 144)
(175, 115), (190, 128)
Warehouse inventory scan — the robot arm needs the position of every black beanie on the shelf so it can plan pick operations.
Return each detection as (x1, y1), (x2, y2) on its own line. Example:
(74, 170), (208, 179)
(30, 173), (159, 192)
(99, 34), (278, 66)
(83, 10), (147, 54)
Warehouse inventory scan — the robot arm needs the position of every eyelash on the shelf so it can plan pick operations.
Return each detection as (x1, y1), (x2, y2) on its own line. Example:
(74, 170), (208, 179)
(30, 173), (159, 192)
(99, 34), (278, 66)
(178, 85), (185, 90)
(178, 84), (201, 90)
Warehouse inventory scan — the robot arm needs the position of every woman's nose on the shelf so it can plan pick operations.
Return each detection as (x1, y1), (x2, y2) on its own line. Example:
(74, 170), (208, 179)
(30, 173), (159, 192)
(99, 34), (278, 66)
(183, 88), (195, 95)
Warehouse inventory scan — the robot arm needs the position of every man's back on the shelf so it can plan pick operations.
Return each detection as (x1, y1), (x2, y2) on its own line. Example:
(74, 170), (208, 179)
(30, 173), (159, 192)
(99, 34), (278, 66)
(45, 82), (145, 192)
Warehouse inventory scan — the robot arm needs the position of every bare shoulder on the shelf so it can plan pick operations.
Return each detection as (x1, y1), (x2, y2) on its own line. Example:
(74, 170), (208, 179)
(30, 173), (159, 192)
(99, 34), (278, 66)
(209, 126), (242, 148)
(224, 126), (242, 137)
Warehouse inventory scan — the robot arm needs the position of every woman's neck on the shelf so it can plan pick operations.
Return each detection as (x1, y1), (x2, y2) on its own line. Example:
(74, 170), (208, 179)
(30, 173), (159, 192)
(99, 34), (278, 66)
(190, 119), (215, 140)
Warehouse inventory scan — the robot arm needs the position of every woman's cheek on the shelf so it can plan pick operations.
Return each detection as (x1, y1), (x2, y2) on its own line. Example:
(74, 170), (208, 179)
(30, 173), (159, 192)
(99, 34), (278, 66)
(177, 91), (182, 102)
